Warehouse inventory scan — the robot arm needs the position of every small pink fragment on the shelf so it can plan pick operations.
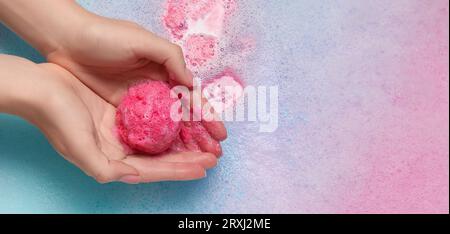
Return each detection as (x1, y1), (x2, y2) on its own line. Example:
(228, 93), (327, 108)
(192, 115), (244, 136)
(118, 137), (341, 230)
(203, 69), (244, 113)
(168, 135), (189, 152)
(179, 122), (202, 152)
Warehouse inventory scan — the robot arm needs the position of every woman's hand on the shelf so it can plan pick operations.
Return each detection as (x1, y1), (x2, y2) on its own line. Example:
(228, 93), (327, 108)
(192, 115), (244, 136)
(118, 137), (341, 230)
(0, 55), (217, 184)
(47, 16), (193, 106)
(49, 15), (227, 148)
(46, 14), (228, 150)
(0, 0), (193, 104)
(0, 0), (226, 158)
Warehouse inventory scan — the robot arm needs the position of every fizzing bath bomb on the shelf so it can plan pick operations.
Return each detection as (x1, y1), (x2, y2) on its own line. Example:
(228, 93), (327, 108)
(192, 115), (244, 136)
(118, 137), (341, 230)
(116, 81), (181, 155)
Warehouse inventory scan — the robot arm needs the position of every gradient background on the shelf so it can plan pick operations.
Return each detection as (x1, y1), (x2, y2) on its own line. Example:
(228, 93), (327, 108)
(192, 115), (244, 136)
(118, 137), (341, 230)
(0, 0), (448, 213)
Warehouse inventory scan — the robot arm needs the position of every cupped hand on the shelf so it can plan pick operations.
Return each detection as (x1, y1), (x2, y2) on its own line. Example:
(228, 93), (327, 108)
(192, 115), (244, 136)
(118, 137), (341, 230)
(46, 15), (191, 106)
(32, 63), (217, 184)
(46, 15), (227, 152)
(0, 1), (226, 184)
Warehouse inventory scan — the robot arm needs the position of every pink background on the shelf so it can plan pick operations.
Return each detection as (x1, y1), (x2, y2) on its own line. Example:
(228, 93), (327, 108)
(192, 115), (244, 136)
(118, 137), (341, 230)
(0, 0), (448, 213)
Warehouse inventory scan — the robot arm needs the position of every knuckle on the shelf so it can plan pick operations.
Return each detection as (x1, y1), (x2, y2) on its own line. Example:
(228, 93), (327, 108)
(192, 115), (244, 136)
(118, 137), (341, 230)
(171, 44), (184, 57)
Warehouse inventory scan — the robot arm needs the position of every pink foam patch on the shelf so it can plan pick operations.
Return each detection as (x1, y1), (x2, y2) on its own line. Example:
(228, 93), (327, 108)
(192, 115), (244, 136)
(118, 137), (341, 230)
(185, 0), (218, 21)
(163, 0), (237, 40)
(185, 34), (217, 67)
(163, 0), (188, 39)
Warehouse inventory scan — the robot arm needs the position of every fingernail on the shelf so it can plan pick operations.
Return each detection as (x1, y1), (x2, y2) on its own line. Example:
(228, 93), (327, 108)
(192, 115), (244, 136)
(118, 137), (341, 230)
(119, 175), (141, 184)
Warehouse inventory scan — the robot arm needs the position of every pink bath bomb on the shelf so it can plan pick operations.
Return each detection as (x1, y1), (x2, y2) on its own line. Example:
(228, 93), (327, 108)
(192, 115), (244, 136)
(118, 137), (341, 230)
(116, 81), (181, 155)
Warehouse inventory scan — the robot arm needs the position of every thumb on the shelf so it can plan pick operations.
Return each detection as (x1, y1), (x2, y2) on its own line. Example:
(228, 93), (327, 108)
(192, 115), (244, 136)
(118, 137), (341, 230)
(87, 158), (141, 184)
(66, 138), (140, 184)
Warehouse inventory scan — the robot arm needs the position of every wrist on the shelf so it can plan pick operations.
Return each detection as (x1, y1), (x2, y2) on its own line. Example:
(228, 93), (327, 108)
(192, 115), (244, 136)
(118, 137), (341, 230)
(0, 0), (96, 56)
(44, 4), (99, 57)
(0, 55), (46, 119)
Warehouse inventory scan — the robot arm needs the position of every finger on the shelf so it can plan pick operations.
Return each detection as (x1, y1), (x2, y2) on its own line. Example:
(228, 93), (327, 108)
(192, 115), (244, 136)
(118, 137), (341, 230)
(202, 118), (227, 141)
(79, 153), (140, 184)
(133, 152), (218, 169)
(200, 96), (227, 141)
(66, 136), (140, 184)
(124, 62), (169, 82)
(183, 91), (227, 141)
(134, 31), (193, 87)
(182, 122), (222, 157)
(123, 156), (206, 182)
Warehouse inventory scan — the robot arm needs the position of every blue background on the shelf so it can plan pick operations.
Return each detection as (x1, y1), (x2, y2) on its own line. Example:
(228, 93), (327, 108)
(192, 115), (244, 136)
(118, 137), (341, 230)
(2, 0), (448, 213)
